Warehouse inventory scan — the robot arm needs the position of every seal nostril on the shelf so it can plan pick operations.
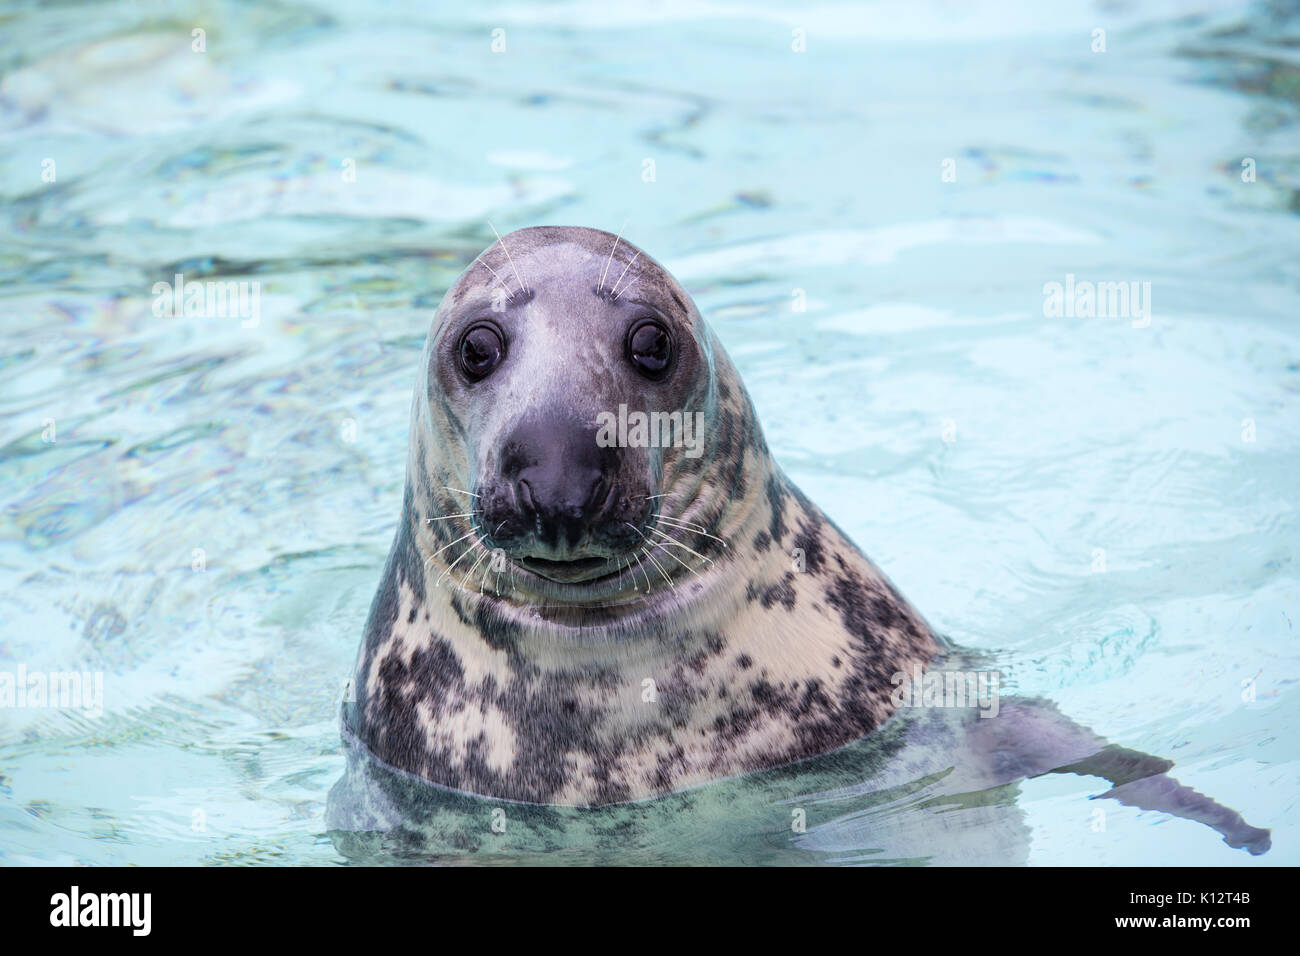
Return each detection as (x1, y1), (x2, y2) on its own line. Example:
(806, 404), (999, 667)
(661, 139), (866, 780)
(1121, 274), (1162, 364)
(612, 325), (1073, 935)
(586, 476), (607, 513)
(517, 478), (537, 515)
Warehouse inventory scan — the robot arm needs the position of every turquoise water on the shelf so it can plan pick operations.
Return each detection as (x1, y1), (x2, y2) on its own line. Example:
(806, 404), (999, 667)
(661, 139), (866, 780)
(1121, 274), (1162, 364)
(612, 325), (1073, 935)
(1, 0), (1298, 865)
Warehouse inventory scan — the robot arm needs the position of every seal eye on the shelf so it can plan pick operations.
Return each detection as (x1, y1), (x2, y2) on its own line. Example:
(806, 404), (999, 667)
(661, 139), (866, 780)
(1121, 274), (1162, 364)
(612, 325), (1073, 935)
(458, 323), (505, 380)
(626, 319), (672, 380)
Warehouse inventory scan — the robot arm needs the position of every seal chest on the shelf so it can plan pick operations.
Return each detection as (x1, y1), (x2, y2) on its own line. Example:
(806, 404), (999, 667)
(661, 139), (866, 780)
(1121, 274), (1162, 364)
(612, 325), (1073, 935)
(343, 225), (939, 806)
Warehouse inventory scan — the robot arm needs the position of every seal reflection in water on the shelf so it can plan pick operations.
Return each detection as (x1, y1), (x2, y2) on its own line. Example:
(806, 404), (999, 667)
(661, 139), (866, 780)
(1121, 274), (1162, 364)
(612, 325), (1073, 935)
(327, 226), (1269, 862)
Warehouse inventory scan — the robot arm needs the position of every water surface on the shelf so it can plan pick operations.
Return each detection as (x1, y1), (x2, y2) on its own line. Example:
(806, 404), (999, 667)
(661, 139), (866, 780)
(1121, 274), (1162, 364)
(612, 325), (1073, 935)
(0, 0), (1297, 865)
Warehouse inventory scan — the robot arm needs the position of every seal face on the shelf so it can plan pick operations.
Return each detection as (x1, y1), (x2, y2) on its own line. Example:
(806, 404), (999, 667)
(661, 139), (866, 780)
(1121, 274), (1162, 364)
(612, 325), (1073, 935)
(344, 225), (939, 806)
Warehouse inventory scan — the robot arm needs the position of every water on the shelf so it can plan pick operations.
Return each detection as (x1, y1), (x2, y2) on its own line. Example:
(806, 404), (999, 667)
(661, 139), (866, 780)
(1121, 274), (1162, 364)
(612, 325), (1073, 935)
(1, 0), (1297, 865)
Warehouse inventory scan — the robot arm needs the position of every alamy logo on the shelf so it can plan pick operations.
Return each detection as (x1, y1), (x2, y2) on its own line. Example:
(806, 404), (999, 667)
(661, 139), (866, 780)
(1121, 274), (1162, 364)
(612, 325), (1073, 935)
(152, 272), (261, 328)
(49, 886), (151, 936)
(0, 664), (103, 717)
(1042, 273), (1151, 328)
(595, 404), (705, 458)
(890, 666), (1000, 718)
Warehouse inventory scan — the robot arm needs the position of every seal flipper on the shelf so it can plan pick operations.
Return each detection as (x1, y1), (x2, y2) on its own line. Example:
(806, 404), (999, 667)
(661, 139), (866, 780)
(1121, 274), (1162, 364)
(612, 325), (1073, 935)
(969, 698), (1271, 855)
(1046, 746), (1271, 856)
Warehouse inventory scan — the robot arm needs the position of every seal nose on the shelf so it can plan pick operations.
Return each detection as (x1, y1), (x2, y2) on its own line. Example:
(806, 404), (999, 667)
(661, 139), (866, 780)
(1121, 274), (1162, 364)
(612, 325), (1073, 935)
(503, 417), (612, 549)
(516, 471), (606, 546)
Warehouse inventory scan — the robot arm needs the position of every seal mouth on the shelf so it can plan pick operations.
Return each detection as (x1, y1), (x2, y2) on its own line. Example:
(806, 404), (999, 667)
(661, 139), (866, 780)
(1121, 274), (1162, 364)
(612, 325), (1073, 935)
(517, 554), (613, 583)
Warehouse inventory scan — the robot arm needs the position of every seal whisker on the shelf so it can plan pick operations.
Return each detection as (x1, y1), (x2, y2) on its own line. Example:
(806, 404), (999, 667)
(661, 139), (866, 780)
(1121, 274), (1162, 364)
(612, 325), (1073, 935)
(426, 512), (479, 524)
(435, 537), (481, 588)
(443, 486), (480, 499)
(654, 514), (730, 548)
(624, 525), (674, 590)
(479, 550), (496, 593)
(423, 530), (479, 568)
(609, 251), (641, 301)
(645, 526), (713, 566)
(645, 535), (703, 576)
(598, 220), (626, 294)
(651, 513), (711, 532)
(458, 541), (491, 591)
(626, 522), (699, 578)
(629, 549), (651, 593)
(622, 554), (639, 591)
(643, 549), (675, 590)
(488, 220), (529, 295)
(475, 257), (518, 302)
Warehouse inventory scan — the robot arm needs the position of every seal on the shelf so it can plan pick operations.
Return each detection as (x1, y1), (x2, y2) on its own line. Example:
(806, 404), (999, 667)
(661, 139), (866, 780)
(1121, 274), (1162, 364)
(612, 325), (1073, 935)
(343, 225), (937, 806)
(335, 226), (1269, 856)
